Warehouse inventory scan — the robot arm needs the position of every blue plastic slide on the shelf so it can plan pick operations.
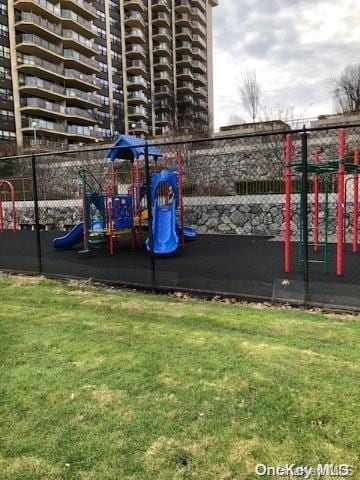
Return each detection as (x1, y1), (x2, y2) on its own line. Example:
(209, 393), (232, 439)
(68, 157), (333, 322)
(53, 222), (84, 249)
(53, 221), (104, 249)
(177, 224), (197, 241)
(147, 200), (179, 255)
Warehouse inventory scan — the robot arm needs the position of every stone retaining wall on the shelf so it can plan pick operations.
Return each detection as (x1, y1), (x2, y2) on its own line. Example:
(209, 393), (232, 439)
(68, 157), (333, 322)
(0, 195), (352, 242)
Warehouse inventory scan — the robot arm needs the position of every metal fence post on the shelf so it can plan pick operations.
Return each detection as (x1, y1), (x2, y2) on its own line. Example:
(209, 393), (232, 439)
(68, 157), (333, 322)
(31, 155), (42, 273)
(301, 129), (309, 303)
(144, 142), (156, 292)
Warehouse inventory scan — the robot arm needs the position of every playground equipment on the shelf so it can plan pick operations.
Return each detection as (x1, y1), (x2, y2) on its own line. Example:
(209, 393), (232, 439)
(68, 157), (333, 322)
(53, 135), (196, 255)
(0, 180), (17, 232)
(284, 129), (360, 276)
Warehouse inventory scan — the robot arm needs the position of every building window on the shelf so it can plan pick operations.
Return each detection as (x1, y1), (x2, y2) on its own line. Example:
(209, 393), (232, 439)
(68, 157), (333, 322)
(0, 109), (14, 121)
(97, 94), (109, 106)
(0, 130), (16, 140)
(0, 45), (10, 58)
(0, 3), (7, 15)
(110, 34), (120, 45)
(95, 26), (106, 39)
(96, 9), (105, 22)
(97, 44), (107, 55)
(98, 61), (108, 73)
(0, 66), (11, 80)
(0, 24), (8, 36)
(111, 51), (121, 62)
(0, 88), (12, 101)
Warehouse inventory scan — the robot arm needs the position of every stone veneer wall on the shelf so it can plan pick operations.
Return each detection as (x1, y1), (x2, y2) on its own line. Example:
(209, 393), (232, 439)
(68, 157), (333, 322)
(0, 195), (352, 242)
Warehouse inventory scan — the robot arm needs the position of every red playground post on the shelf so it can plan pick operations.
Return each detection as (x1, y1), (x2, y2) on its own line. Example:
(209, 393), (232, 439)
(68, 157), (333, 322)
(177, 150), (185, 246)
(312, 150), (320, 252)
(353, 147), (360, 253)
(0, 180), (17, 232)
(336, 129), (346, 276)
(284, 134), (293, 273)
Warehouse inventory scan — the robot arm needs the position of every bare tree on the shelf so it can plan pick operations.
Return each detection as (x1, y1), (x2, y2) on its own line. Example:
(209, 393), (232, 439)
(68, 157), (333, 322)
(227, 113), (244, 125)
(330, 64), (360, 113)
(257, 106), (295, 178)
(0, 141), (20, 177)
(238, 69), (261, 123)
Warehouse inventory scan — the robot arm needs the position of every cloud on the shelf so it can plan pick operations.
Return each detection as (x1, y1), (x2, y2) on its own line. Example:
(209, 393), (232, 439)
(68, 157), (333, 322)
(213, 0), (360, 128)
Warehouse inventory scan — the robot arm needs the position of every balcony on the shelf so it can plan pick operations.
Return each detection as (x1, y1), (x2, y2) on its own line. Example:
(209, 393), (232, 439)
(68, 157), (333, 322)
(131, 121), (149, 134)
(177, 81), (193, 93)
(14, 0), (61, 22)
(175, 13), (191, 26)
(126, 60), (145, 76)
(15, 12), (62, 41)
(176, 27), (192, 41)
(66, 88), (100, 107)
(125, 12), (145, 28)
(153, 56), (171, 70)
(176, 41), (192, 55)
(66, 107), (97, 123)
(64, 49), (99, 73)
(191, 7), (206, 24)
(124, 0), (145, 12)
(193, 72), (206, 86)
(155, 98), (170, 109)
(128, 106), (148, 119)
(17, 54), (64, 82)
(152, 27), (171, 42)
(192, 59), (206, 73)
(191, 0), (206, 7)
(61, 0), (96, 20)
(191, 20), (206, 36)
(175, 0), (192, 14)
(125, 28), (146, 43)
(176, 54), (193, 66)
(154, 71), (171, 84)
(193, 98), (207, 110)
(64, 68), (100, 90)
(152, 0), (170, 12)
(127, 75), (148, 89)
(192, 34), (206, 49)
(153, 42), (171, 56)
(152, 12), (170, 27)
(178, 94), (193, 104)
(21, 117), (68, 136)
(154, 85), (171, 96)
(125, 44), (146, 59)
(177, 67), (193, 80)
(67, 125), (101, 140)
(192, 46), (206, 61)
(19, 76), (66, 100)
(128, 91), (148, 104)
(16, 34), (63, 62)
(63, 30), (97, 55)
(155, 113), (169, 124)
(61, 10), (94, 37)
(193, 86), (207, 98)
(20, 97), (66, 118)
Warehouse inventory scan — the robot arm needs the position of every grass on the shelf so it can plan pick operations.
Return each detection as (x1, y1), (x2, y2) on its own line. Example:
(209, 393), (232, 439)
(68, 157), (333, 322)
(0, 275), (359, 480)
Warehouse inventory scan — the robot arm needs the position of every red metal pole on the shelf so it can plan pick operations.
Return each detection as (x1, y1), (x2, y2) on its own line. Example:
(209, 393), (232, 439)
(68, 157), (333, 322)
(336, 129), (346, 276)
(105, 188), (114, 256)
(284, 134), (293, 273)
(353, 148), (359, 253)
(0, 190), (3, 231)
(312, 150), (320, 251)
(177, 150), (185, 246)
(0, 181), (17, 231)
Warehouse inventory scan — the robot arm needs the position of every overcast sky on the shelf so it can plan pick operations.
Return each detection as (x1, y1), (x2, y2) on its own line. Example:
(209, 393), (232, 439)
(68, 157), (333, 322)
(212, 0), (360, 128)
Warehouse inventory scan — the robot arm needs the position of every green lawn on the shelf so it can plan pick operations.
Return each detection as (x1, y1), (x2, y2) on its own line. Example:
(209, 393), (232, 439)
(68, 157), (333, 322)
(0, 276), (359, 480)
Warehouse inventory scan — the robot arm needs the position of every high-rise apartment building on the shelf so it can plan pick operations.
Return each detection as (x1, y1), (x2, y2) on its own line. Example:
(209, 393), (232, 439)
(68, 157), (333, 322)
(1, 0), (218, 150)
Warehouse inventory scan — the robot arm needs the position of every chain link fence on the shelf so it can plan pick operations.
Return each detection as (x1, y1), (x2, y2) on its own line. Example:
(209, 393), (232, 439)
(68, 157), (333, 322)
(1, 124), (360, 310)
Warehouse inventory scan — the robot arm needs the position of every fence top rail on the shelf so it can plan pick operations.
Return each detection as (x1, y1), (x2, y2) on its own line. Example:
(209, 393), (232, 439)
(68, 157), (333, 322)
(1, 122), (360, 162)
